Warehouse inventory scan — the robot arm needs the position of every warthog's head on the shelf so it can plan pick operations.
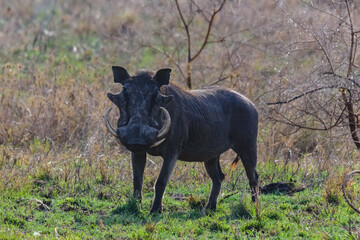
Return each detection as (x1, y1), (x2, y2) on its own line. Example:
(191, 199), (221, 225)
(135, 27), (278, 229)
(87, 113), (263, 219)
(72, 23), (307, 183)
(105, 66), (173, 153)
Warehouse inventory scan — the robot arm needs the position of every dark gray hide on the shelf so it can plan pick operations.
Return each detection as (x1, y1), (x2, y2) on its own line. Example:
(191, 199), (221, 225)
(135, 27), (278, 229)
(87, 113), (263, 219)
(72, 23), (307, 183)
(106, 66), (259, 213)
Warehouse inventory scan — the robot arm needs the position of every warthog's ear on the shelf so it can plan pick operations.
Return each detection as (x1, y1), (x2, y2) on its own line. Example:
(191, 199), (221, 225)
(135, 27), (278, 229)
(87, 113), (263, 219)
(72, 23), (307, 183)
(154, 68), (171, 88)
(112, 66), (130, 84)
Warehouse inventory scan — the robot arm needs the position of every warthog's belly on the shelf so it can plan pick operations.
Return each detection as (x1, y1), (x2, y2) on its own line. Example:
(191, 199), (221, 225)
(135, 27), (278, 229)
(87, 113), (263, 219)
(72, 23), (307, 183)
(178, 140), (232, 162)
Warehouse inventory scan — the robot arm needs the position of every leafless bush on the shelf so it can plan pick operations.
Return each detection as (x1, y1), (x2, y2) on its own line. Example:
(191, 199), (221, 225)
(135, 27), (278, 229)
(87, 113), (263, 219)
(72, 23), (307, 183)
(261, 0), (360, 154)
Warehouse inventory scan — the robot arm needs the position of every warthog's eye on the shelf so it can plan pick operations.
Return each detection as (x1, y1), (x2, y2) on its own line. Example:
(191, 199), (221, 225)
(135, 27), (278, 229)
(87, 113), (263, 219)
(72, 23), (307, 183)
(157, 91), (173, 106)
(121, 87), (128, 101)
(118, 93), (127, 106)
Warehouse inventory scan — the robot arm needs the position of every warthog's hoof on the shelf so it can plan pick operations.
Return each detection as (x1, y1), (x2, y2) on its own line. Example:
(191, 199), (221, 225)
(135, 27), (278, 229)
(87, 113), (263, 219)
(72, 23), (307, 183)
(202, 206), (216, 216)
(204, 202), (217, 213)
(149, 207), (162, 214)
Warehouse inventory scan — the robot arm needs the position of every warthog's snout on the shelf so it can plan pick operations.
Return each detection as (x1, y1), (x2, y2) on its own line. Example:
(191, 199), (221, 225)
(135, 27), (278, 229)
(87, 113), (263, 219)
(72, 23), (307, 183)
(117, 119), (158, 152)
(105, 106), (171, 150)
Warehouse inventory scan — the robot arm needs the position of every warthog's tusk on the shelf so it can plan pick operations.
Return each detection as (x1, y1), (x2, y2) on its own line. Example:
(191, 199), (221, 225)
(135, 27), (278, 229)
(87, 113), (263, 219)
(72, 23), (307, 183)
(150, 138), (166, 148)
(151, 107), (171, 148)
(104, 107), (118, 137)
(156, 107), (171, 139)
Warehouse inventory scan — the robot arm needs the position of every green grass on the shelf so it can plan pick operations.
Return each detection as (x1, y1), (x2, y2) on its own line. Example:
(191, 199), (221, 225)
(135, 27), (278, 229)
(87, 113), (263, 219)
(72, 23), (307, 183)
(0, 160), (359, 239)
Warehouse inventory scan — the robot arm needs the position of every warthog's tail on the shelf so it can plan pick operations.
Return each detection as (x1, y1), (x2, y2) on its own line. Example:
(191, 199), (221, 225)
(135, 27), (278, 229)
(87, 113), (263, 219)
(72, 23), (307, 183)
(231, 155), (241, 170)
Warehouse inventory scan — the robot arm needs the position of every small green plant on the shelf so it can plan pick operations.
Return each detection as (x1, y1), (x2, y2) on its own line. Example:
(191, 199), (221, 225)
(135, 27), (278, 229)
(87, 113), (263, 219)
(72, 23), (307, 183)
(113, 197), (141, 215)
(187, 194), (206, 210)
(242, 219), (265, 232)
(231, 201), (252, 219)
(323, 174), (345, 205)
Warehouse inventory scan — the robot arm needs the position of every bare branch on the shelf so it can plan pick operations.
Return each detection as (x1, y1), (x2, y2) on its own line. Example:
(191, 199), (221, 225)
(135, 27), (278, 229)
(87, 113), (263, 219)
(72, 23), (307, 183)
(272, 101), (346, 131)
(141, 44), (186, 80)
(175, 0), (192, 63)
(174, 0), (227, 89)
(312, 34), (335, 73)
(301, 0), (347, 24)
(207, 38), (225, 44)
(267, 85), (339, 105)
(342, 170), (360, 214)
(322, 72), (360, 88)
(277, 4), (335, 73)
(341, 0), (360, 150)
(268, 112), (344, 131)
(208, 76), (229, 86)
(190, 0), (209, 22)
(341, 88), (360, 149)
(190, 0), (226, 62)
(345, 0), (354, 79)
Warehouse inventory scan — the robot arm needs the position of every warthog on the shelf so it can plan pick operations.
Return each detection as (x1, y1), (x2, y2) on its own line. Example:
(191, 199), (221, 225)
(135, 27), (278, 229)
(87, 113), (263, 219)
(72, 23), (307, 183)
(105, 66), (259, 213)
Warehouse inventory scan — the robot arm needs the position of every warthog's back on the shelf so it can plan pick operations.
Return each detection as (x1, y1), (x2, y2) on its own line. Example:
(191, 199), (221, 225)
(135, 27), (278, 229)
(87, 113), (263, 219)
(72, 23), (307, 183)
(162, 84), (258, 162)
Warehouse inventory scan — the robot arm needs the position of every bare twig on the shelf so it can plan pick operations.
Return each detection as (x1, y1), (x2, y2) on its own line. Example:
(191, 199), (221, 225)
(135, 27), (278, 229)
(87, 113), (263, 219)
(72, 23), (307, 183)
(342, 0), (360, 150)
(268, 104), (346, 131)
(277, 4), (335, 73)
(267, 0), (360, 150)
(174, 0), (227, 89)
(33, 198), (51, 211)
(190, 0), (226, 62)
(55, 228), (60, 240)
(141, 44), (186, 80)
(345, 0), (354, 79)
(342, 170), (360, 214)
(174, 0), (191, 63)
(21, 197), (51, 211)
(322, 72), (360, 88)
(32, 0), (57, 49)
(340, 88), (360, 149)
(208, 76), (229, 86)
(266, 85), (339, 105)
(219, 191), (240, 203)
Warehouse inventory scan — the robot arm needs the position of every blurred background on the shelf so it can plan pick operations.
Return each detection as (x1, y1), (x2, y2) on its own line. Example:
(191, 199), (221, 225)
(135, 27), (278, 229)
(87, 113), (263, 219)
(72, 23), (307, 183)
(0, 0), (360, 197)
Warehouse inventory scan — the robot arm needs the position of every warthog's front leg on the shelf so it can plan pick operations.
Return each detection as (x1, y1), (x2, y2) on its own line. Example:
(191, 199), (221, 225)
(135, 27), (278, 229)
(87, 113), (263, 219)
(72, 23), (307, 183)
(204, 156), (224, 211)
(131, 152), (146, 201)
(150, 155), (177, 213)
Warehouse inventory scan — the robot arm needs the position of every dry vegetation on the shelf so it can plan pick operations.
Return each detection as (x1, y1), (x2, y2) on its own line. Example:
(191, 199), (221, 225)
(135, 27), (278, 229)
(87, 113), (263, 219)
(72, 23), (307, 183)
(0, 0), (360, 238)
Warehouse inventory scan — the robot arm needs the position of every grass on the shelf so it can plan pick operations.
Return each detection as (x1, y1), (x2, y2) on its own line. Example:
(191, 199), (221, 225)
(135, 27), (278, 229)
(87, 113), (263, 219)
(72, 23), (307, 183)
(0, 144), (360, 239)
(1, 1), (360, 239)
(0, 177), (359, 239)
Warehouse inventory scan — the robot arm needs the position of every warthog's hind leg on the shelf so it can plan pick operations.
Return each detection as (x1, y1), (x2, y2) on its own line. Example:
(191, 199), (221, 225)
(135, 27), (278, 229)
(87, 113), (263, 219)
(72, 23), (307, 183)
(232, 146), (259, 202)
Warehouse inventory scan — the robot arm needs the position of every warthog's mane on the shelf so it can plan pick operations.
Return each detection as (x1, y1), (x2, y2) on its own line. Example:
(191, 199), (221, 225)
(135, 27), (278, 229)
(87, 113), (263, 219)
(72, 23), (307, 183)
(162, 83), (227, 134)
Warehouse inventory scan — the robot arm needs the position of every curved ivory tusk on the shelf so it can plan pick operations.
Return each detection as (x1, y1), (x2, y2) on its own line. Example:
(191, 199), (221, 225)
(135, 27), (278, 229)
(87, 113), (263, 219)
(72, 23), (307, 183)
(104, 107), (118, 137)
(150, 138), (166, 148)
(157, 107), (171, 139)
